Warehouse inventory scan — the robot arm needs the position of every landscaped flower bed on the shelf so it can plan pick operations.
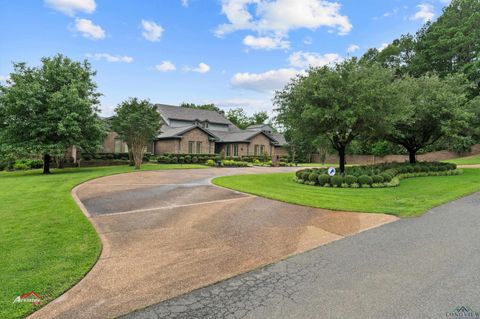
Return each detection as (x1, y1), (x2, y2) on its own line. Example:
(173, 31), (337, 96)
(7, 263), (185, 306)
(294, 162), (462, 188)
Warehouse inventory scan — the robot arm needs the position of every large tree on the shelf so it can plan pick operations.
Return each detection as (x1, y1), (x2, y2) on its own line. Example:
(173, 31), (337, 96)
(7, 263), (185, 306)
(226, 108), (250, 129)
(386, 74), (475, 163)
(180, 102), (225, 115)
(0, 54), (106, 174)
(275, 59), (395, 173)
(111, 98), (161, 169)
(363, 0), (480, 97)
(226, 108), (270, 129)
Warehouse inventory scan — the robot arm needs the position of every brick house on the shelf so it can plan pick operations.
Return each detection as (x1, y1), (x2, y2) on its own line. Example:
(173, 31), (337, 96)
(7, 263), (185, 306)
(102, 104), (289, 158)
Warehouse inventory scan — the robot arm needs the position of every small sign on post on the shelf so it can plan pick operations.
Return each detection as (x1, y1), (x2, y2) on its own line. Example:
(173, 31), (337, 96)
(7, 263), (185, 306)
(328, 167), (336, 176)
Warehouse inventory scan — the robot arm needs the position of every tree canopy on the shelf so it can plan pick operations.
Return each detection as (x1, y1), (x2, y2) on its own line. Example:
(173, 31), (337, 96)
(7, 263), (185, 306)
(362, 0), (480, 97)
(0, 54), (106, 173)
(111, 98), (161, 169)
(275, 59), (395, 173)
(226, 108), (270, 129)
(386, 74), (475, 163)
(180, 102), (225, 115)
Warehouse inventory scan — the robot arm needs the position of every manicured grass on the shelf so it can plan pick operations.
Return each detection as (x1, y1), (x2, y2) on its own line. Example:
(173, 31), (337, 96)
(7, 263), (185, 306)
(212, 169), (480, 218)
(0, 163), (205, 319)
(445, 155), (480, 165)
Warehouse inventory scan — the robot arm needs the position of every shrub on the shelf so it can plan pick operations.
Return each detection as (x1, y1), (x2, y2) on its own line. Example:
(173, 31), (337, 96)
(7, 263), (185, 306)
(185, 155), (192, 163)
(82, 154), (93, 161)
(178, 156), (185, 164)
(207, 159), (215, 167)
(381, 173), (393, 182)
(413, 165), (423, 173)
(358, 175), (373, 186)
(372, 175), (384, 183)
(308, 173), (319, 182)
(344, 175), (358, 185)
(13, 162), (29, 170)
(331, 176), (344, 187)
(301, 171), (311, 180)
(317, 174), (330, 186)
(192, 156), (199, 163)
(296, 170), (305, 178)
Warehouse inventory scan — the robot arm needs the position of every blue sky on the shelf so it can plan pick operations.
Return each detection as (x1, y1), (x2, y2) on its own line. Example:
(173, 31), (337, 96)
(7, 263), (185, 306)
(0, 0), (450, 116)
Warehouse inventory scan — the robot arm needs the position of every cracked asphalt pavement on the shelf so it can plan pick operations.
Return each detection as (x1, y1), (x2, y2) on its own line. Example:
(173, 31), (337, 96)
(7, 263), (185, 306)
(124, 192), (480, 319)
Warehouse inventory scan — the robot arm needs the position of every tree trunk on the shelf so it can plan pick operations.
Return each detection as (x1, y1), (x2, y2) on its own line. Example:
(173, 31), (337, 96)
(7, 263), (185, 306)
(43, 154), (51, 174)
(132, 143), (144, 169)
(338, 146), (346, 174)
(408, 149), (417, 164)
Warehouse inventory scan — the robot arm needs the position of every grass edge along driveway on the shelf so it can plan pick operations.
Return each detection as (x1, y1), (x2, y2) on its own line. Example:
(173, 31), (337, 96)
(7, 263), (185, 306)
(0, 164), (205, 319)
(212, 168), (480, 218)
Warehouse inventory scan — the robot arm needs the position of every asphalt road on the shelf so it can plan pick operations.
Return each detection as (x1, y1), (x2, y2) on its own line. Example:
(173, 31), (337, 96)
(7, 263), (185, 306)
(124, 192), (480, 319)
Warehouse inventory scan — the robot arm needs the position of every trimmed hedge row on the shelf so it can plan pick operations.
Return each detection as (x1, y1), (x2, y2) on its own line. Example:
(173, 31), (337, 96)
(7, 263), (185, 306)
(0, 159), (44, 171)
(294, 162), (461, 188)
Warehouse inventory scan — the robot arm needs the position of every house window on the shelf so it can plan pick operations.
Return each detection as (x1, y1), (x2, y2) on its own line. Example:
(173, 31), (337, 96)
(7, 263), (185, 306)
(233, 144), (238, 157)
(226, 144), (231, 156)
(202, 122), (209, 128)
(114, 138), (122, 153)
(188, 141), (195, 154)
(260, 145), (265, 155)
(254, 145), (260, 156)
(196, 141), (202, 154)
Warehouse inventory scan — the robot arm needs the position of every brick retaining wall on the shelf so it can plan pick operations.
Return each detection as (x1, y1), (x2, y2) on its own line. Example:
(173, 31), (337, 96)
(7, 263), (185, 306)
(311, 144), (480, 164)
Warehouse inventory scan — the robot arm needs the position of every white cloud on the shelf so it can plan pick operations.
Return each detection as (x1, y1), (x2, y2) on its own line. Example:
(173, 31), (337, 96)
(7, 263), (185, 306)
(347, 44), (360, 53)
(155, 61), (176, 72)
(73, 18), (105, 40)
(141, 20), (164, 42)
(0, 75), (9, 82)
(193, 63), (210, 73)
(243, 35), (289, 50)
(214, 98), (274, 113)
(86, 53), (133, 63)
(181, 0), (189, 7)
(288, 51), (343, 68)
(44, 0), (96, 16)
(231, 68), (304, 92)
(411, 3), (435, 22)
(216, 0), (352, 37)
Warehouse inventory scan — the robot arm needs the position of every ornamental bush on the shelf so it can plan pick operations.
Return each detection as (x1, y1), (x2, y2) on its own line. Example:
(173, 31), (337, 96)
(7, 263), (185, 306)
(358, 175), (373, 186)
(381, 173), (393, 182)
(318, 174), (330, 186)
(207, 159), (215, 167)
(372, 175), (384, 183)
(344, 175), (358, 185)
(331, 176), (344, 187)
(293, 161), (459, 188)
(308, 173), (319, 182)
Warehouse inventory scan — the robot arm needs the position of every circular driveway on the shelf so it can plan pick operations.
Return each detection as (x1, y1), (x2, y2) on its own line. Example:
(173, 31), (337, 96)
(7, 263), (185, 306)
(29, 167), (397, 319)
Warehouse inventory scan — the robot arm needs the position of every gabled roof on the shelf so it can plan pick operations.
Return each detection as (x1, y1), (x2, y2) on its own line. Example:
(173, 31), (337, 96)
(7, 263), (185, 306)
(156, 104), (232, 125)
(246, 124), (273, 131)
(211, 130), (279, 144)
(271, 133), (287, 146)
(158, 125), (218, 140)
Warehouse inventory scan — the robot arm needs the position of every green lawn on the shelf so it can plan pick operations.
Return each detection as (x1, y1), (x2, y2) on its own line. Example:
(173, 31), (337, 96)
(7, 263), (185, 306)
(212, 168), (480, 217)
(445, 155), (480, 165)
(0, 163), (205, 319)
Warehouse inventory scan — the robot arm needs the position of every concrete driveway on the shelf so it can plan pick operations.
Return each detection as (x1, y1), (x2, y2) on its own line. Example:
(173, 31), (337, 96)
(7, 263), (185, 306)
(30, 167), (396, 319)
